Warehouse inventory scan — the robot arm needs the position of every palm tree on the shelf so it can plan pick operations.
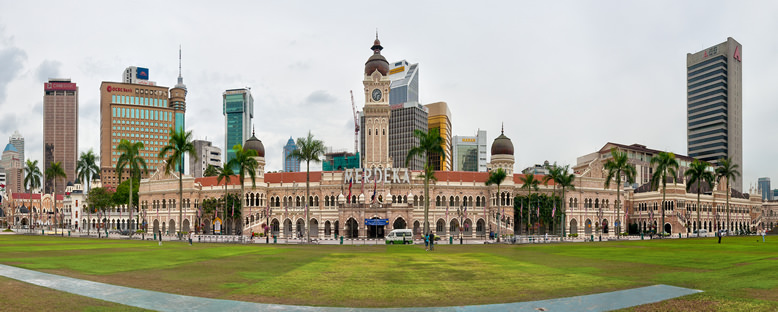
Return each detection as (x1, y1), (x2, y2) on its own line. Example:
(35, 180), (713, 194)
(116, 139), (148, 234)
(556, 166), (576, 238)
(227, 144), (258, 235)
(158, 128), (196, 235)
(520, 173), (541, 235)
(24, 159), (42, 233)
(45, 161), (67, 233)
(603, 148), (636, 238)
(406, 128), (444, 237)
(485, 168), (507, 242)
(77, 149), (100, 194)
(203, 164), (218, 177)
(715, 157), (740, 232)
(287, 131), (326, 243)
(685, 159), (715, 235)
(543, 163), (562, 236)
(650, 151), (679, 235)
(216, 165), (235, 234)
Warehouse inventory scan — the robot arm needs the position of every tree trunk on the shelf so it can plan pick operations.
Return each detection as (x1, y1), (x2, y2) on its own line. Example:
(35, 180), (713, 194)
(129, 177), (133, 235)
(697, 181), (701, 235)
(179, 173), (183, 237)
(661, 180), (666, 235)
(306, 160), (310, 244)
(423, 175), (429, 236)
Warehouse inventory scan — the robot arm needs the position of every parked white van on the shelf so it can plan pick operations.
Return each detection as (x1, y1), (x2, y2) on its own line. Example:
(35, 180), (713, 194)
(386, 229), (414, 244)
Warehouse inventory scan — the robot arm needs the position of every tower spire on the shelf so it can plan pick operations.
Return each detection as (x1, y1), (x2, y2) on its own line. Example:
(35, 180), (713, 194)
(175, 45), (187, 91)
(501, 122), (504, 135)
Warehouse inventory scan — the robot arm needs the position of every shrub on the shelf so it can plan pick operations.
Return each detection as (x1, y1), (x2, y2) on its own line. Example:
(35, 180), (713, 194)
(568, 233), (578, 238)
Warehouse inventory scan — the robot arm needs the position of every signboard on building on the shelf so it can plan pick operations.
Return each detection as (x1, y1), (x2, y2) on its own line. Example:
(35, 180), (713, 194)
(136, 67), (149, 80)
(389, 66), (405, 75)
(44, 82), (77, 91)
(365, 218), (389, 226)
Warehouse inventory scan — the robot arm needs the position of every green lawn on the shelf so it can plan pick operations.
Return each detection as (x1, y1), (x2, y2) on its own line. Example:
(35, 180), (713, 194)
(0, 235), (776, 310)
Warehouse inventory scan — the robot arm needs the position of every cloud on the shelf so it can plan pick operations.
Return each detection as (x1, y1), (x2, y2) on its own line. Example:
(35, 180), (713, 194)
(0, 45), (27, 103)
(304, 90), (337, 104)
(35, 60), (62, 83)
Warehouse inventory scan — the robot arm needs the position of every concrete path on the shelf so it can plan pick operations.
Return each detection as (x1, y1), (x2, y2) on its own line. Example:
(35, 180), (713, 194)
(0, 263), (701, 312)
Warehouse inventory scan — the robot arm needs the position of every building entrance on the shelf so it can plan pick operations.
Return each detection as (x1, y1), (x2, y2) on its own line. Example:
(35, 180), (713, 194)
(367, 217), (385, 238)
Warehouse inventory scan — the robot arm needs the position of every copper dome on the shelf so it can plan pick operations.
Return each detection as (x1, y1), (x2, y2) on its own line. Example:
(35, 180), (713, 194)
(491, 131), (514, 156)
(364, 38), (389, 76)
(244, 135), (265, 158)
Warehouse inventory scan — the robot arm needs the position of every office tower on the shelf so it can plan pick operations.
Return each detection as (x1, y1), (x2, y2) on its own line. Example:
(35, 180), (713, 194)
(687, 37), (742, 191)
(9, 131), (23, 164)
(424, 102), (452, 171)
(43, 79), (78, 193)
(283, 137), (300, 172)
(1, 143), (23, 194)
(223, 88), (253, 166)
(322, 150), (359, 171)
(122, 66), (155, 86)
(388, 102), (428, 170)
(190, 140), (222, 178)
(99, 78), (185, 187)
(758, 177), (772, 201)
(453, 130), (487, 172)
(388, 60), (419, 105)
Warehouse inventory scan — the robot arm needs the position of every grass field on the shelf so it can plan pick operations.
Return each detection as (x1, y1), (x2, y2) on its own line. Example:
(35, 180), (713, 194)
(0, 235), (777, 311)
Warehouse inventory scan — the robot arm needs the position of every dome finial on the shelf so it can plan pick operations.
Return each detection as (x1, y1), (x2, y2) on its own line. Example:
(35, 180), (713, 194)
(252, 125), (255, 136)
(376, 28), (378, 40)
(501, 122), (504, 135)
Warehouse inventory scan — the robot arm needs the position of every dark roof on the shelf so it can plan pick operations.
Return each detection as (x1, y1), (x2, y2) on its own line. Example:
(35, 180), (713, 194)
(244, 135), (265, 157)
(600, 142), (697, 162)
(491, 133), (514, 156)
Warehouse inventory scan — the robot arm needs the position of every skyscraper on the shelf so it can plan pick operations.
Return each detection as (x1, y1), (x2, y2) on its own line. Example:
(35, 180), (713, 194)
(223, 88), (253, 166)
(425, 101), (452, 171)
(758, 177), (772, 201)
(388, 60), (419, 105)
(99, 77), (185, 187)
(1, 143), (23, 194)
(687, 37), (742, 191)
(453, 130), (487, 172)
(190, 140), (222, 178)
(9, 131), (24, 165)
(386, 59), (427, 170)
(43, 79), (78, 193)
(283, 137), (300, 172)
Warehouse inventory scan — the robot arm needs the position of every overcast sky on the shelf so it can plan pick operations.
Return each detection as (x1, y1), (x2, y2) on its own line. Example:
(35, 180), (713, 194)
(1, 1), (777, 192)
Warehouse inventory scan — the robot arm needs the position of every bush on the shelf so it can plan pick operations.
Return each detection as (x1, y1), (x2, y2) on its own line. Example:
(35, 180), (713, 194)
(568, 233), (578, 238)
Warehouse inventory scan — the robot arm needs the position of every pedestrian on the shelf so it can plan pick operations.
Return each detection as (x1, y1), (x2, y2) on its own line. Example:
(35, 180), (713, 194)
(544, 232), (548, 243)
(158, 230), (163, 246)
(717, 229), (721, 244)
(424, 233), (429, 251)
(429, 232), (434, 251)
(188, 231), (193, 246)
(762, 229), (766, 242)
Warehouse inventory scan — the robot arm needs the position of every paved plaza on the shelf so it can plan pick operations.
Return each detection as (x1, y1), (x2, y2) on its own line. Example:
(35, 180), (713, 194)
(0, 263), (700, 312)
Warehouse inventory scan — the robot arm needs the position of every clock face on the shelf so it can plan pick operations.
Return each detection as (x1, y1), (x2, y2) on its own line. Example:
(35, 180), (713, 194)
(372, 89), (382, 101)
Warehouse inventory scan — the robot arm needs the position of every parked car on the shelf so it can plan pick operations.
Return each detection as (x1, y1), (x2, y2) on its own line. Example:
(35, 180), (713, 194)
(386, 229), (414, 244)
(693, 229), (708, 237)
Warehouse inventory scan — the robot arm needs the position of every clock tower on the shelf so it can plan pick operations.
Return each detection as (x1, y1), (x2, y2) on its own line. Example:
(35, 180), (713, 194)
(362, 35), (392, 168)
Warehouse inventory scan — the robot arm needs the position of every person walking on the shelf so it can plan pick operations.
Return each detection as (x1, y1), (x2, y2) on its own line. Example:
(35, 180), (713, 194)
(188, 231), (193, 246)
(429, 232), (434, 251)
(158, 230), (163, 246)
(717, 229), (721, 244)
(424, 233), (429, 251)
(762, 229), (766, 242)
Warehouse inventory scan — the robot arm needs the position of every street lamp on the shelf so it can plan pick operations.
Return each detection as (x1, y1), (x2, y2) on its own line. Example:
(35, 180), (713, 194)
(457, 206), (463, 244)
(266, 206), (272, 244)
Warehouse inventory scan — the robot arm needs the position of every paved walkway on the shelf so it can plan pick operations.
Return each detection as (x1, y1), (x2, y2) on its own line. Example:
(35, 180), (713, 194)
(0, 263), (700, 311)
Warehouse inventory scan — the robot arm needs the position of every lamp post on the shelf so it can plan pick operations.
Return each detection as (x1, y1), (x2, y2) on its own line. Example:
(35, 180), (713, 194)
(457, 206), (463, 244)
(266, 207), (272, 244)
(596, 207), (603, 241)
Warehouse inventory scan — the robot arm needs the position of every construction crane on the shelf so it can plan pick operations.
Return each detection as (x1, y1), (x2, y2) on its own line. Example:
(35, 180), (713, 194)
(350, 90), (360, 158)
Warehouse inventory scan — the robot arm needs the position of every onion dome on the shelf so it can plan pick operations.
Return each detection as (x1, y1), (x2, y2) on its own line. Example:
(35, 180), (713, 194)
(244, 129), (265, 157)
(364, 36), (389, 76)
(491, 125), (514, 156)
(66, 181), (74, 187)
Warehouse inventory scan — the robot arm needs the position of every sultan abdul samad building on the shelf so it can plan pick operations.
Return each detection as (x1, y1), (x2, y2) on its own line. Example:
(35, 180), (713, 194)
(136, 37), (767, 239)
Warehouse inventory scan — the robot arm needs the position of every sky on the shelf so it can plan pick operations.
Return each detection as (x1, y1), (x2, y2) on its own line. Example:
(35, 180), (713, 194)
(1, 1), (777, 192)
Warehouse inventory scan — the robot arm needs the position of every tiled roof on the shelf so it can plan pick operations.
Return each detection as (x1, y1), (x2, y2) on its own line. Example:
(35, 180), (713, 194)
(601, 142), (697, 162)
(12, 193), (64, 200)
(433, 171), (490, 183)
(195, 175), (242, 187)
(514, 173), (554, 186)
(265, 172), (322, 184)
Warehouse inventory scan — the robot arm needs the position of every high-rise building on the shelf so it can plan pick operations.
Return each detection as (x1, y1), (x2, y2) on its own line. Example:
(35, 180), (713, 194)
(223, 88), (253, 167)
(122, 66), (155, 86)
(43, 79), (78, 193)
(424, 101), (452, 171)
(360, 36), (392, 169)
(388, 60), (419, 105)
(9, 131), (24, 164)
(758, 177), (772, 201)
(388, 102), (428, 170)
(687, 37), (742, 191)
(99, 77), (186, 187)
(452, 130), (487, 172)
(283, 137), (300, 172)
(1, 143), (23, 194)
(190, 140), (222, 178)
(322, 150), (359, 171)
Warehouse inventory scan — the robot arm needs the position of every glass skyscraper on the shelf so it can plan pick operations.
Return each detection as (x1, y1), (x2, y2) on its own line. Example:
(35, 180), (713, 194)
(453, 130), (487, 172)
(223, 88), (253, 167)
(758, 178), (772, 201)
(283, 137), (300, 172)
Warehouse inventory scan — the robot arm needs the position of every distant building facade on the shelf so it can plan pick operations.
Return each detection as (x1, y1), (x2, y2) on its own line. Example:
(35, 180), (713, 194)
(43, 79), (78, 193)
(758, 178), (772, 201)
(388, 59), (419, 105)
(9, 130), (24, 165)
(283, 137), (300, 172)
(388, 102), (428, 170)
(425, 102), (452, 171)
(190, 140), (222, 178)
(453, 130), (487, 172)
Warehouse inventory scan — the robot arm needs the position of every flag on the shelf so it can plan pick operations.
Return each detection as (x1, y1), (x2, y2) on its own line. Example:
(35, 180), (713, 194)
(464, 207), (467, 219)
(371, 178), (377, 203)
(552, 201), (556, 218)
(231, 200), (235, 217)
(446, 206), (449, 220)
(361, 168), (365, 195)
(347, 178), (353, 203)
